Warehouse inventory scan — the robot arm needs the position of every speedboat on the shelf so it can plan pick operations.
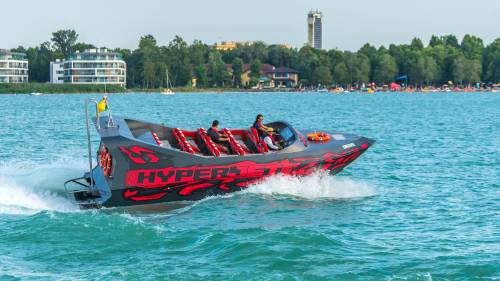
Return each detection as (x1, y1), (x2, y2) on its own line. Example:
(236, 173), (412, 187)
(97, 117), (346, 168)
(65, 99), (375, 208)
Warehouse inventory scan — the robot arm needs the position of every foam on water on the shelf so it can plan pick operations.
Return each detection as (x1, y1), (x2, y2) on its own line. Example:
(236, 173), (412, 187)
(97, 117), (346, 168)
(246, 172), (376, 199)
(0, 159), (85, 215)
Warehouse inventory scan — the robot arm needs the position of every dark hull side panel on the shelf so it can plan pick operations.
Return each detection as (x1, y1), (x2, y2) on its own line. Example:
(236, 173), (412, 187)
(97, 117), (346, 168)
(102, 144), (370, 207)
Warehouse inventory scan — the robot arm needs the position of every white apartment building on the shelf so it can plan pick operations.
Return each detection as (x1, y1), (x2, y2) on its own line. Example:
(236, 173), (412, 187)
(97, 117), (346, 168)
(62, 48), (126, 87)
(0, 49), (29, 83)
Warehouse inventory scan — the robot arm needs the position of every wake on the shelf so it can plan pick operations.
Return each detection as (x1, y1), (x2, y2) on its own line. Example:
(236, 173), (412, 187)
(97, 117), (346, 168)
(0, 159), (85, 215)
(246, 172), (376, 200)
(0, 159), (375, 215)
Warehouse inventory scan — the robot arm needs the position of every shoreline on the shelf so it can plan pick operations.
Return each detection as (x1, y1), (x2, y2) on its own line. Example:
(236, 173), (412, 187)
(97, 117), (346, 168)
(0, 84), (498, 94)
(1, 90), (498, 95)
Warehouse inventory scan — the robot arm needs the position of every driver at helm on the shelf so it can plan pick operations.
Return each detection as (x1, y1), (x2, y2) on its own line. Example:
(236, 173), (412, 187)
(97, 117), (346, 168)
(253, 114), (281, 150)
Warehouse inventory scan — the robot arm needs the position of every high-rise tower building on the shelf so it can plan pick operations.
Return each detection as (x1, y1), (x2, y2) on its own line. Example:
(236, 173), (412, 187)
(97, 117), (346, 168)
(307, 10), (323, 49)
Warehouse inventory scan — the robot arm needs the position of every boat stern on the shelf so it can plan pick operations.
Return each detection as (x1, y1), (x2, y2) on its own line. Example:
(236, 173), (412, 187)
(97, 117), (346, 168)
(64, 167), (112, 208)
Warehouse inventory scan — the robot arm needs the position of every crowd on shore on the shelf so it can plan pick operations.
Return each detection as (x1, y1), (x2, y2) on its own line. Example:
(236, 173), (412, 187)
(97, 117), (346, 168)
(316, 83), (500, 93)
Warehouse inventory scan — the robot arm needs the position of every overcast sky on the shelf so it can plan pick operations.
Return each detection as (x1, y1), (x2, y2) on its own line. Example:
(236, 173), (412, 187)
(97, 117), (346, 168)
(2, 0), (499, 50)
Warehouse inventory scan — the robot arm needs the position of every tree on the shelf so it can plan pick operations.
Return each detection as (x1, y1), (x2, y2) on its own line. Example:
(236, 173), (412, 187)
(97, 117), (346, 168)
(358, 43), (378, 80)
(389, 44), (417, 82)
(138, 35), (160, 88)
(267, 45), (295, 67)
(208, 51), (227, 87)
(443, 35), (460, 48)
(312, 65), (333, 86)
(250, 59), (262, 79)
(415, 55), (440, 85)
(483, 39), (500, 82)
(464, 59), (482, 84)
(165, 36), (192, 87)
(232, 57), (244, 87)
(194, 65), (208, 87)
(327, 49), (343, 73)
(10, 46), (26, 53)
(411, 38), (424, 51)
(190, 40), (210, 87)
(294, 46), (321, 84)
(451, 55), (481, 85)
(51, 29), (78, 57)
(373, 53), (398, 83)
(430, 35), (460, 48)
(461, 34), (484, 61)
(74, 42), (96, 53)
(332, 63), (348, 84)
(26, 42), (54, 82)
(343, 52), (370, 84)
(429, 35), (443, 47)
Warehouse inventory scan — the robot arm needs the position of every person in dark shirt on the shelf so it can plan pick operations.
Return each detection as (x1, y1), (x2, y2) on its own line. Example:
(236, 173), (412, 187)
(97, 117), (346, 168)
(207, 120), (232, 153)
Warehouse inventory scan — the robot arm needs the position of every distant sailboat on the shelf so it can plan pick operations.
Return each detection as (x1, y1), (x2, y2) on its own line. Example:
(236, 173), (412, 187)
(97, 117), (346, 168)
(161, 69), (175, 95)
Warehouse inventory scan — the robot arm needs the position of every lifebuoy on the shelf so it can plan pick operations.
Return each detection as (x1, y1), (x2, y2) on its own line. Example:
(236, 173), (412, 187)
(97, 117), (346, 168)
(307, 132), (331, 142)
(99, 146), (112, 177)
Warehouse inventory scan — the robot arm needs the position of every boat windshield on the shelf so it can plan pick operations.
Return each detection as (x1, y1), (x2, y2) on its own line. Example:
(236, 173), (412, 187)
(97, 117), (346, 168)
(279, 126), (294, 143)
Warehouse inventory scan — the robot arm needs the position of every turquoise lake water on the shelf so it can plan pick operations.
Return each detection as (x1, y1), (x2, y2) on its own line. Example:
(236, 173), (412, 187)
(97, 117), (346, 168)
(0, 92), (498, 280)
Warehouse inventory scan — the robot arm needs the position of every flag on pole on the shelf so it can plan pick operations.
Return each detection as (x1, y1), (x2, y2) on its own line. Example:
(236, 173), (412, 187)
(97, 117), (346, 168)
(96, 96), (108, 118)
(97, 96), (108, 113)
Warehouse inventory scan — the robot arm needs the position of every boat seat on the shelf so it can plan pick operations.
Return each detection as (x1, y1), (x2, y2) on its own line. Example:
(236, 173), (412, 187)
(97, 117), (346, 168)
(222, 128), (246, 155)
(173, 128), (197, 154)
(249, 127), (268, 153)
(197, 128), (221, 157)
(228, 129), (253, 153)
(151, 131), (172, 148)
(151, 132), (162, 145)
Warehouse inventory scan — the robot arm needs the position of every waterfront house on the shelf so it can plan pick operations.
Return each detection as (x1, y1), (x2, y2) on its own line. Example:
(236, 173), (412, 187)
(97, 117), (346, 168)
(0, 49), (28, 83)
(265, 66), (299, 88)
(226, 63), (298, 88)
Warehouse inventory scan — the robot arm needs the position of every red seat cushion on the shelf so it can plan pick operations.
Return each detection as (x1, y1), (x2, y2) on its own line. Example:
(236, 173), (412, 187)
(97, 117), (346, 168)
(197, 128), (221, 157)
(249, 128), (268, 153)
(223, 128), (246, 155)
(173, 128), (196, 154)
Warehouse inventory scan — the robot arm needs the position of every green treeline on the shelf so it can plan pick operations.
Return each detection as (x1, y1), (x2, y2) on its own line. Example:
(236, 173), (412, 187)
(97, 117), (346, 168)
(10, 30), (500, 88)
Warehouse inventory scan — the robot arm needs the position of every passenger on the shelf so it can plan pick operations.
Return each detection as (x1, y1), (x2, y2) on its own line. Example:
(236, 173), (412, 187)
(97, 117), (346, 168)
(253, 114), (274, 139)
(253, 114), (282, 150)
(207, 120), (232, 153)
(264, 132), (281, 150)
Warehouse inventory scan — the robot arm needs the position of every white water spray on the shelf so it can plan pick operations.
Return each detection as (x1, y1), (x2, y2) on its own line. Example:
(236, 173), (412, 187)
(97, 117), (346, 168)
(0, 159), (85, 215)
(246, 172), (376, 200)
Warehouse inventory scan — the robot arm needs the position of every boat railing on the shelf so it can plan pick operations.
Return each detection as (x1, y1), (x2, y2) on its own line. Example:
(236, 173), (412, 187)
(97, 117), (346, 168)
(63, 175), (100, 206)
(84, 99), (98, 194)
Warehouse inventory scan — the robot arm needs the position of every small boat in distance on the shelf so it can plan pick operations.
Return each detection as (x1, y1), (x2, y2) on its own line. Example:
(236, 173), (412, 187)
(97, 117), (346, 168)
(29, 92), (43, 96)
(160, 69), (175, 95)
(64, 98), (375, 208)
(161, 88), (174, 95)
